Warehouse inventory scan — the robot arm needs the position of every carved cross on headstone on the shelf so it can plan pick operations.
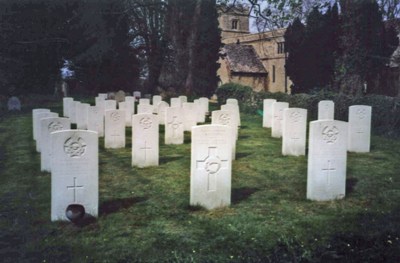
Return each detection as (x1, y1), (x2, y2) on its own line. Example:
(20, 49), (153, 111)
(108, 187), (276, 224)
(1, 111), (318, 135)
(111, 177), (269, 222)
(67, 177), (84, 203)
(322, 160), (336, 186)
(140, 141), (152, 161)
(196, 147), (228, 191)
(168, 116), (182, 138)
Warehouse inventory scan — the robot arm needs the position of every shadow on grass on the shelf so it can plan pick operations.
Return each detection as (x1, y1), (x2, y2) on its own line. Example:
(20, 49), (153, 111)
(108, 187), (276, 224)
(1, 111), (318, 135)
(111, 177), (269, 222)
(239, 135), (250, 139)
(232, 187), (259, 204)
(99, 196), (147, 216)
(346, 177), (358, 195)
(159, 155), (184, 165)
(236, 152), (252, 159)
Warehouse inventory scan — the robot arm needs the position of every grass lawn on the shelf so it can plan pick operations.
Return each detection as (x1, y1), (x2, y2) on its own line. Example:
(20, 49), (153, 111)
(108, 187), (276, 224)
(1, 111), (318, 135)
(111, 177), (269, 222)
(0, 101), (399, 262)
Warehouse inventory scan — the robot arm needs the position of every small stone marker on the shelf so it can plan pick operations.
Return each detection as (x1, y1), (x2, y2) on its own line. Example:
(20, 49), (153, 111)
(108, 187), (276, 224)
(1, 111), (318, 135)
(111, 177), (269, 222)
(76, 103), (89, 129)
(132, 114), (159, 167)
(32, 108), (50, 140)
(183, 102), (198, 131)
(282, 108), (307, 156)
(133, 91), (141, 101)
(137, 104), (154, 114)
(36, 112), (59, 152)
(307, 120), (348, 201)
(51, 130), (98, 221)
(165, 107), (184, 144)
(318, 100), (334, 120)
(105, 110), (126, 148)
(179, 95), (187, 103)
(226, 98), (238, 105)
(104, 100), (117, 112)
(190, 125), (232, 210)
(157, 101), (169, 125)
(115, 90), (126, 103)
(263, 99), (277, 128)
(170, 97), (182, 108)
(348, 105), (372, 153)
(211, 110), (237, 159)
(152, 95), (162, 113)
(139, 98), (150, 105)
(107, 92), (116, 100)
(271, 102), (289, 138)
(7, 96), (21, 111)
(63, 97), (73, 117)
(98, 93), (108, 100)
(40, 117), (70, 172)
(87, 106), (104, 137)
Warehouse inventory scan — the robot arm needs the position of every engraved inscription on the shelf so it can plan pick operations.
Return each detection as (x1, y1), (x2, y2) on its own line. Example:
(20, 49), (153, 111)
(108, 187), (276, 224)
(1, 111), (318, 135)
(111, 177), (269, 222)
(111, 112), (120, 122)
(322, 126), (339, 144)
(140, 116), (153, 129)
(356, 108), (366, 119)
(290, 111), (301, 123)
(64, 135), (87, 158)
(48, 121), (63, 132)
(218, 113), (230, 125)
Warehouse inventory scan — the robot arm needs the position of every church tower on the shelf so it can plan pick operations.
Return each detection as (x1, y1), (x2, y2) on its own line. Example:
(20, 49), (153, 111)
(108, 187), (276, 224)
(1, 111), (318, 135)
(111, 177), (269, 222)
(218, 5), (250, 40)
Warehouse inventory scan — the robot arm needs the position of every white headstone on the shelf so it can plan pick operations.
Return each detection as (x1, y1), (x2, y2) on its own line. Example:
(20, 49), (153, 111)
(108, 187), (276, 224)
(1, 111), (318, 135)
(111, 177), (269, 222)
(69, 101), (77, 124)
(199, 97), (209, 115)
(40, 117), (70, 172)
(51, 130), (98, 221)
(139, 98), (150, 105)
(132, 114), (159, 167)
(282, 108), (307, 156)
(36, 112), (59, 152)
(182, 102), (198, 131)
(271, 102), (289, 138)
(262, 99), (277, 128)
(76, 103), (89, 130)
(73, 101), (82, 125)
(95, 96), (105, 106)
(190, 125), (232, 210)
(104, 100), (117, 112)
(157, 101), (169, 125)
(115, 90), (126, 103)
(152, 95), (162, 113)
(318, 100), (334, 120)
(98, 93), (108, 100)
(307, 120), (348, 201)
(211, 110), (236, 159)
(170, 97), (182, 108)
(32, 108), (50, 140)
(348, 105), (372, 153)
(104, 110), (126, 148)
(221, 104), (241, 127)
(194, 99), (205, 123)
(137, 104), (154, 114)
(179, 95), (187, 103)
(118, 102), (132, 127)
(87, 106), (104, 137)
(133, 91), (141, 101)
(63, 97), (73, 117)
(165, 107), (184, 144)
(7, 96), (21, 111)
(226, 98), (238, 105)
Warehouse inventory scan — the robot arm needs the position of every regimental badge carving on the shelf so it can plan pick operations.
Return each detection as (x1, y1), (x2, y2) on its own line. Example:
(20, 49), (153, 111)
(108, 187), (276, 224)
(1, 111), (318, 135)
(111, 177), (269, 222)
(219, 113), (230, 125)
(356, 108), (366, 119)
(322, 126), (339, 144)
(48, 121), (63, 132)
(64, 135), (87, 158)
(290, 111), (301, 122)
(110, 112), (120, 122)
(140, 116), (152, 129)
(205, 157), (222, 174)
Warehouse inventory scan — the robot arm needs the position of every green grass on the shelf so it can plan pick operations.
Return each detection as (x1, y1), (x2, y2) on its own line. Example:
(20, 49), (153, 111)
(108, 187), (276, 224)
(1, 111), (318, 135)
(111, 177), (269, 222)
(0, 103), (399, 262)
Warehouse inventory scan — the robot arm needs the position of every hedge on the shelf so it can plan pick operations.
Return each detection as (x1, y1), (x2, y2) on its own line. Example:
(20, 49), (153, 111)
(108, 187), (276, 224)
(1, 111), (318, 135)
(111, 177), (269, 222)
(216, 83), (400, 138)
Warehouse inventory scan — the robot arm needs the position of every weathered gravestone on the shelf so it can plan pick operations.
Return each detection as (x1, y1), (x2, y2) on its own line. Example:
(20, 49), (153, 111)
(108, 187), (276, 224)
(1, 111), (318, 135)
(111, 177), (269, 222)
(271, 102), (289, 138)
(132, 114), (159, 167)
(318, 100), (334, 120)
(76, 103), (89, 130)
(263, 99), (277, 128)
(63, 97), (73, 117)
(115, 90), (126, 103)
(104, 100), (117, 112)
(307, 120), (348, 201)
(7, 96), (21, 111)
(152, 95), (162, 113)
(348, 105), (372, 153)
(105, 110), (125, 148)
(183, 102), (198, 131)
(282, 108), (307, 156)
(51, 130), (98, 221)
(157, 101), (169, 125)
(170, 97), (182, 108)
(190, 125), (232, 210)
(36, 112), (59, 152)
(40, 117), (70, 172)
(211, 110), (237, 160)
(165, 107), (184, 144)
(32, 108), (50, 140)
(139, 98), (150, 105)
(87, 106), (104, 137)
(107, 92), (116, 100)
(137, 104), (154, 114)
(221, 103), (241, 127)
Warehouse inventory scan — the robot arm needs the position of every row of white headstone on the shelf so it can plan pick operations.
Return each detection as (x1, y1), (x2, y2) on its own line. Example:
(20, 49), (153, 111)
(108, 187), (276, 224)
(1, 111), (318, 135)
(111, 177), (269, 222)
(263, 99), (372, 201)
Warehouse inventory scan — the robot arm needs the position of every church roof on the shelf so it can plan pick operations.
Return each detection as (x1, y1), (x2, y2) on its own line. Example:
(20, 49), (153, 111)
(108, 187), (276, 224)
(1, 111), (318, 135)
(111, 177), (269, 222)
(222, 44), (267, 74)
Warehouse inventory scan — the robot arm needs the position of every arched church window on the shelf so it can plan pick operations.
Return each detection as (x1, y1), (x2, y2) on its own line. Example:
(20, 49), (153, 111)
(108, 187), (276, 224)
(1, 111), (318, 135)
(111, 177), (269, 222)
(231, 19), (239, 30)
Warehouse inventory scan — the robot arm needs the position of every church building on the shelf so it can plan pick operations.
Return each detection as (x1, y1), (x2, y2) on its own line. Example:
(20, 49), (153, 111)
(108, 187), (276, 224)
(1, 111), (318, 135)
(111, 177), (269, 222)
(217, 6), (292, 93)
